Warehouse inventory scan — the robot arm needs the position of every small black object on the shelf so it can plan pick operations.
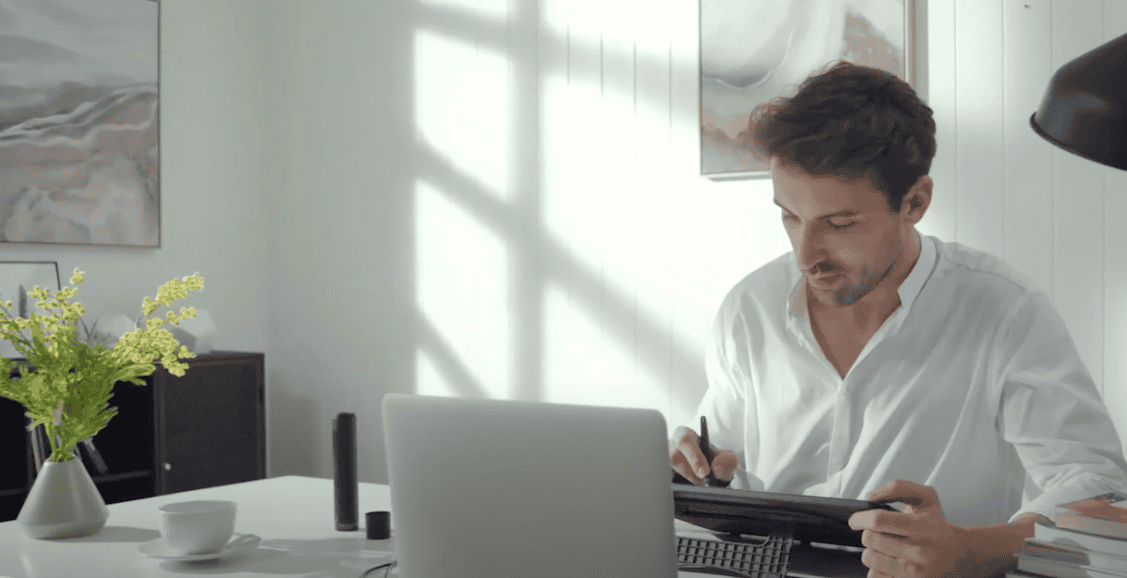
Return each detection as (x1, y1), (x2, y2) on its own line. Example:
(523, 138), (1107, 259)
(698, 417), (730, 488)
(333, 412), (358, 531)
(366, 510), (391, 540)
(699, 416), (717, 486)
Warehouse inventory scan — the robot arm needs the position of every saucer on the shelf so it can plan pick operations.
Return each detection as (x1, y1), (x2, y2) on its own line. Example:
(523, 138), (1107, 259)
(137, 533), (261, 561)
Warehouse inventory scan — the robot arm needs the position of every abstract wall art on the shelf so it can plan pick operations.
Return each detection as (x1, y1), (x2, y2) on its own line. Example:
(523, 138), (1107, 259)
(0, 0), (160, 246)
(700, 0), (918, 179)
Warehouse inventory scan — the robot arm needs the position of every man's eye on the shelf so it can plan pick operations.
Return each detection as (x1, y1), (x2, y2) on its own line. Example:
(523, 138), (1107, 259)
(782, 214), (855, 230)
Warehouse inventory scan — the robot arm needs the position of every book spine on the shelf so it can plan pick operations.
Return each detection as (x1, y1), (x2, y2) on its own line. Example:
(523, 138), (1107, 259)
(40, 426), (55, 465)
(1029, 536), (1127, 570)
(1019, 556), (1125, 578)
(1035, 523), (1127, 558)
(81, 439), (109, 475)
(27, 421), (45, 473)
(1057, 501), (1127, 524)
(1056, 511), (1127, 540)
(75, 441), (93, 474)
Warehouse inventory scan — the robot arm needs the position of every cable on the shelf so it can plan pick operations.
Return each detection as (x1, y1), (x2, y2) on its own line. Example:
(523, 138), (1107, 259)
(359, 560), (397, 578)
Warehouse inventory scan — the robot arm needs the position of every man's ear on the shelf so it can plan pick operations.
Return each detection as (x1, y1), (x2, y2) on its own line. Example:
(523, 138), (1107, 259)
(903, 175), (932, 224)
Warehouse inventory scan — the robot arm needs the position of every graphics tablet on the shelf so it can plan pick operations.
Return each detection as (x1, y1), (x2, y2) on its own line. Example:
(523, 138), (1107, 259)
(672, 484), (895, 548)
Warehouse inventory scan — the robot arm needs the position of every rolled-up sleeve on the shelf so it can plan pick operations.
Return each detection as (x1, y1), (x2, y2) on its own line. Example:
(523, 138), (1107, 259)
(995, 290), (1127, 523)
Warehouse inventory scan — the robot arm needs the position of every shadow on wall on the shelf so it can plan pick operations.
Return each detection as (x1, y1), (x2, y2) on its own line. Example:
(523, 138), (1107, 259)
(411, 0), (710, 415)
(267, 375), (322, 478)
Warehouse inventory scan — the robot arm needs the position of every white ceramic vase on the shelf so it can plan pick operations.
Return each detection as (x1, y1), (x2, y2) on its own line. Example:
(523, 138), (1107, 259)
(17, 456), (109, 539)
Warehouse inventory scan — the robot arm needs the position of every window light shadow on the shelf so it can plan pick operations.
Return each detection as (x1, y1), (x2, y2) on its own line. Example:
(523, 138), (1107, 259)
(413, 0), (709, 416)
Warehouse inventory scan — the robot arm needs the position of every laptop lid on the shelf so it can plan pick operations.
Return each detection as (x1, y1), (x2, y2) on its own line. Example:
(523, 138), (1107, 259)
(382, 394), (678, 578)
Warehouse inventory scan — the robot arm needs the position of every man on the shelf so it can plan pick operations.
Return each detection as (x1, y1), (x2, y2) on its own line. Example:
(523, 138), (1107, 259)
(670, 60), (1127, 577)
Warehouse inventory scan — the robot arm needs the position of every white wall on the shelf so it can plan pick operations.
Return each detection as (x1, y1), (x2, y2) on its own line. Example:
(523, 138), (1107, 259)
(261, 0), (1127, 484)
(1, 2), (269, 375)
(35, 0), (1119, 486)
(926, 0), (1127, 451)
(264, 0), (419, 481)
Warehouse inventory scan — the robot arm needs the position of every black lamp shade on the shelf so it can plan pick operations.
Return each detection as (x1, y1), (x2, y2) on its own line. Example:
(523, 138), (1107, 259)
(1030, 31), (1127, 172)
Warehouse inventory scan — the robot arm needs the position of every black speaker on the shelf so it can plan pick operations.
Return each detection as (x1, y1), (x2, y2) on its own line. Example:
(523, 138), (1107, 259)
(333, 412), (358, 531)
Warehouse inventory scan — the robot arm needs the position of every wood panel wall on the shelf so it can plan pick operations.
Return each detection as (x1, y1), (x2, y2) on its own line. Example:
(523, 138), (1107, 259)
(411, 0), (1127, 457)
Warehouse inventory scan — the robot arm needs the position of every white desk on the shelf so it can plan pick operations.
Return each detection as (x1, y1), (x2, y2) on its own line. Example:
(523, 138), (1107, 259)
(0, 476), (397, 578)
(0, 475), (868, 578)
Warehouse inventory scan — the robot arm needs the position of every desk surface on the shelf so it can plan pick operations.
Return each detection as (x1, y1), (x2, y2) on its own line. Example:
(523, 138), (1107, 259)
(0, 476), (866, 578)
(0, 476), (396, 578)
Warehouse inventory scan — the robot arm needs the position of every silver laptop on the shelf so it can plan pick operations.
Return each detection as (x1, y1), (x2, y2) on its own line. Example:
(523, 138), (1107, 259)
(382, 393), (678, 578)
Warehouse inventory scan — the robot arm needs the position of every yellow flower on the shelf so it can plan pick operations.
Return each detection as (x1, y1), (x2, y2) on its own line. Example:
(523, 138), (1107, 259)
(0, 270), (204, 462)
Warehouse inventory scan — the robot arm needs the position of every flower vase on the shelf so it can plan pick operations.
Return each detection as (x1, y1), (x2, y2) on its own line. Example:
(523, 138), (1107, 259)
(17, 455), (109, 539)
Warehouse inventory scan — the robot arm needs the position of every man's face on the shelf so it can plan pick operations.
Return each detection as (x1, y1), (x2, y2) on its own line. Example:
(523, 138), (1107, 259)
(770, 157), (922, 310)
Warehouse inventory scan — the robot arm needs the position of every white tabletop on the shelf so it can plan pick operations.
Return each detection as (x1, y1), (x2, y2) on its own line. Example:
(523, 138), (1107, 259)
(0, 475), (866, 578)
(0, 476), (399, 578)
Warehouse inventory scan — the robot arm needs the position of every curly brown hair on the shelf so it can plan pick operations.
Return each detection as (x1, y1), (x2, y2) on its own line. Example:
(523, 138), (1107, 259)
(740, 60), (936, 212)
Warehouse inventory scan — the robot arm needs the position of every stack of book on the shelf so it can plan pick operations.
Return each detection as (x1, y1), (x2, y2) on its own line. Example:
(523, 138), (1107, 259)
(1007, 492), (1127, 578)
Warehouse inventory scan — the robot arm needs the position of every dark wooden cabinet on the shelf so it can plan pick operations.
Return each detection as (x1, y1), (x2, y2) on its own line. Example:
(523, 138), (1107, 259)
(0, 351), (265, 522)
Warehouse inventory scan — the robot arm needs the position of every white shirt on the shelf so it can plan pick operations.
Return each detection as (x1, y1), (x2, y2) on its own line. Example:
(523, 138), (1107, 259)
(698, 231), (1127, 526)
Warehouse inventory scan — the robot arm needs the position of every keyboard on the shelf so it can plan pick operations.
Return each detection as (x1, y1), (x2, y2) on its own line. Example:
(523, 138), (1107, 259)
(676, 533), (794, 578)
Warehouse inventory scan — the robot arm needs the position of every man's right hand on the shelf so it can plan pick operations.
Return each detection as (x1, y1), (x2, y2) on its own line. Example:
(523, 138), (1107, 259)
(669, 425), (739, 485)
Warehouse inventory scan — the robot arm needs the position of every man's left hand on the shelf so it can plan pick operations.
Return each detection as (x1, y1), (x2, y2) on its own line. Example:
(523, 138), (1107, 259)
(848, 479), (973, 578)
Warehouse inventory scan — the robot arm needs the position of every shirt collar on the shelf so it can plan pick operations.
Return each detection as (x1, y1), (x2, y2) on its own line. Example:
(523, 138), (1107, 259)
(786, 230), (936, 323)
(896, 230), (935, 315)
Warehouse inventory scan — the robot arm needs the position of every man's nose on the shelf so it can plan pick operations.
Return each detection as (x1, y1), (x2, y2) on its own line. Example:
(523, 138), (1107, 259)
(796, 227), (828, 273)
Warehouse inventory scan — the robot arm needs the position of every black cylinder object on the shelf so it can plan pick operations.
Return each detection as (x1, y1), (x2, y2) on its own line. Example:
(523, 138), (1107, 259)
(333, 412), (358, 531)
(366, 510), (391, 540)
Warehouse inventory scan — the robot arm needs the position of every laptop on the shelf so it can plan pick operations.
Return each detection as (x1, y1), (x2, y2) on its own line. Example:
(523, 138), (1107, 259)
(382, 393), (678, 578)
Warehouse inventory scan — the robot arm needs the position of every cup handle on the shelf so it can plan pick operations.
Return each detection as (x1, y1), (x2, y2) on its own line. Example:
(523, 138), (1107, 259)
(227, 534), (255, 548)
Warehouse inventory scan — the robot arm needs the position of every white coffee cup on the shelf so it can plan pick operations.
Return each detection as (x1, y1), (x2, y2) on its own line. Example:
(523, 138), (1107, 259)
(158, 500), (237, 555)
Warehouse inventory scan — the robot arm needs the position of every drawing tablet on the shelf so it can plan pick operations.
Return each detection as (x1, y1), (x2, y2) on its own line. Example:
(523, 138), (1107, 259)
(673, 484), (895, 547)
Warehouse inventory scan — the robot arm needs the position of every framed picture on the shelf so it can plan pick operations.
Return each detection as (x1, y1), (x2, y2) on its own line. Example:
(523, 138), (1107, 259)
(700, 0), (918, 180)
(0, 261), (62, 361)
(0, 0), (161, 246)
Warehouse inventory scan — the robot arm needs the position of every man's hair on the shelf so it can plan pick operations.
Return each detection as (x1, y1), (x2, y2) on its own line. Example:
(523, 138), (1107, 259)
(741, 60), (936, 213)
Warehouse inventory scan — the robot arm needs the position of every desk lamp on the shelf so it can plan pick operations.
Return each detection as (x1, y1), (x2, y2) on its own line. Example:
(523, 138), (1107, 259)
(1029, 31), (1127, 172)
(1028, 28), (1127, 485)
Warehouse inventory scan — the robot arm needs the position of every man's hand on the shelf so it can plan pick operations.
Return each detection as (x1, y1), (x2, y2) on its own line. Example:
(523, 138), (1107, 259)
(669, 425), (738, 485)
(848, 479), (973, 578)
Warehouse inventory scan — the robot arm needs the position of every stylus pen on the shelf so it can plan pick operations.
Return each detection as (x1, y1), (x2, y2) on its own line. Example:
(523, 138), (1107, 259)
(699, 416), (718, 487)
